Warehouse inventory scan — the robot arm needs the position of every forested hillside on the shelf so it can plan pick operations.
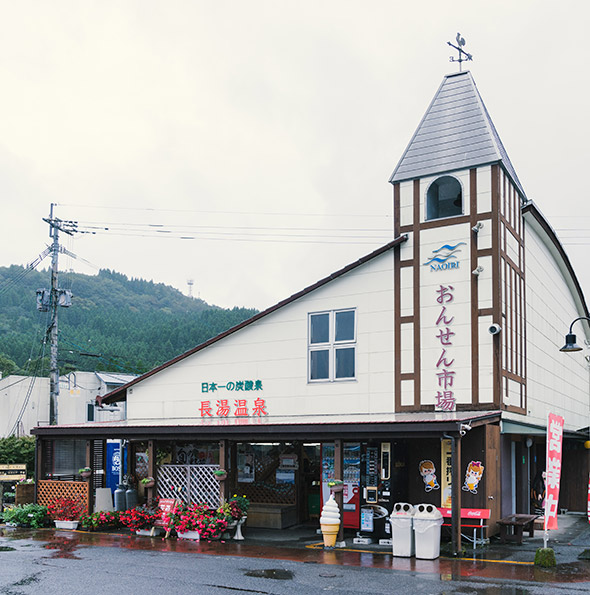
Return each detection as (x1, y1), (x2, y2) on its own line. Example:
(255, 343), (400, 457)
(0, 266), (258, 376)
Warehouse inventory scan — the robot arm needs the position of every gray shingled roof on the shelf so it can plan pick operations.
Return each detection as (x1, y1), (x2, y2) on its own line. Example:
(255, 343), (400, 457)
(389, 71), (526, 199)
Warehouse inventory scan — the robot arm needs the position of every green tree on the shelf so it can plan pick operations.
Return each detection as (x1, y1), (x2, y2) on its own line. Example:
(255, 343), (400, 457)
(0, 353), (20, 377)
(0, 436), (36, 477)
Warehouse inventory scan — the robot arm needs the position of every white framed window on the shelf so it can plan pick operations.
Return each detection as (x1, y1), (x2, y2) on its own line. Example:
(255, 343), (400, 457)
(308, 309), (356, 382)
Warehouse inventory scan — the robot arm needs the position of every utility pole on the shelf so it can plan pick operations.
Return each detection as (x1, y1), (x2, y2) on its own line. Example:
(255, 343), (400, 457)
(43, 204), (77, 425)
(48, 205), (60, 426)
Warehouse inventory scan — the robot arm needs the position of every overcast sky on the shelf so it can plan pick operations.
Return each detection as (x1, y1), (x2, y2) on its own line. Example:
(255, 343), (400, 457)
(1, 1), (589, 311)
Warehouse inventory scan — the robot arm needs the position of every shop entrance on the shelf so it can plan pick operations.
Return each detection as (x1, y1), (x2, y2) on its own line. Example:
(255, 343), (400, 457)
(235, 442), (301, 529)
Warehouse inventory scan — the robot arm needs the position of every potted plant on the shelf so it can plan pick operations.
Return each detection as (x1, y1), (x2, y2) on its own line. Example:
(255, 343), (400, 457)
(328, 479), (344, 493)
(195, 508), (228, 541)
(141, 477), (155, 489)
(164, 502), (206, 540)
(213, 468), (227, 481)
(79, 467), (92, 479)
(48, 497), (86, 530)
(3, 503), (48, 528)
(119, 506), (161, 535)
(79, 510), (121, 532)
(229, 494), (250, 540)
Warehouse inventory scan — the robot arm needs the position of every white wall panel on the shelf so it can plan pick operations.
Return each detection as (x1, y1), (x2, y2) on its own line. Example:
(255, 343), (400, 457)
(399, 231), (413, 262)
(477, 256), (493, 309)
(401, 379), (414, 407)
(400, 266), (414, 317)
(478, 315), (494, 403)
(476, 220), (492, 251)
(400, 323), (413, 373)
(476, 166), (492, 213)
(399, 181), (413, 227)
(506, 228), (520, 267)
(126, 251), (398, 422)
(419, 224), (471, 407)
(524, 224), (590, 430)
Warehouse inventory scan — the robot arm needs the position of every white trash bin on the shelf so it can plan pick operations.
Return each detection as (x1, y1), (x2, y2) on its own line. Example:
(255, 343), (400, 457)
(413, 503), (443, 559)
(390, 502), (415, 557)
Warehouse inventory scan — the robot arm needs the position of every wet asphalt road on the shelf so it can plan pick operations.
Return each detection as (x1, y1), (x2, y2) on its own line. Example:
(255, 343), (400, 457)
(1, 528), (590, 594)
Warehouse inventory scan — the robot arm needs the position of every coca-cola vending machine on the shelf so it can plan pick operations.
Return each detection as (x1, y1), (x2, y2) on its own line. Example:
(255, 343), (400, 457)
(320, 443), (361, 529)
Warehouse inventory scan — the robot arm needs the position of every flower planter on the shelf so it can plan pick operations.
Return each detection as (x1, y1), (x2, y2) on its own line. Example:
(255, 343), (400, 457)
(54, 520), (79, 530)
(15, 483), (35, 505)
(330, 485), (344, 493)
(135, 529), (152, 536)
(214, 474), (227, 482)
(178, 530), (200, 540)
(81, 471), (92, 479)
(222, 520), (239, 539)
(234, 515), (247, 540)
(142, 480), (155, 489)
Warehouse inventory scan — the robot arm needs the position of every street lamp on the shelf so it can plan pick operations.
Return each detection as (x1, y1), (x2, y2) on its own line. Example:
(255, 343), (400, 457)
(560, 317), (590, 352)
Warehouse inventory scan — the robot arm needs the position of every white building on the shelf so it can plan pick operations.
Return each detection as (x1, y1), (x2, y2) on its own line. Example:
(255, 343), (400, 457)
(33, 70), (590, 548)
(2, 371), (133, 436)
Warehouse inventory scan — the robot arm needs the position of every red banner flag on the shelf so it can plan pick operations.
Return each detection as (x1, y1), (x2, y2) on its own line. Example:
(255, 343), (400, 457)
(544, 413), (564, 531)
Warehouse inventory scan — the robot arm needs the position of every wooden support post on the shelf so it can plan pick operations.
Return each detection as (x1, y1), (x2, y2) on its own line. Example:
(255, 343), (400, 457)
(128, 442), (136, 478)
(219, 439), (228, 504)
(147, 439), (156, 506)
(86, 440), (93, 513)
(230, 442), (237, 489)
(296, 441), (304, 524)
(451, 435), (462, 555)
(334, 439), (344, 545)
(34, 437), (43, 504)
(485, 424), (501, 534)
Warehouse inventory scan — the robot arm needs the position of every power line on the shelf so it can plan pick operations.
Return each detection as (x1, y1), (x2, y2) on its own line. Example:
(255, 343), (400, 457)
(73, 220), (393, 233)
(68, 227), (393, 245)
(57, 202), (391, 219)
(0, 247), (52, 297)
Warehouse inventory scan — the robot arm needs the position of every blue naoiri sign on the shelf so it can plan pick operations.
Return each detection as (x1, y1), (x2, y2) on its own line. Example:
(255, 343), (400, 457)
(424, 242), (466, 272)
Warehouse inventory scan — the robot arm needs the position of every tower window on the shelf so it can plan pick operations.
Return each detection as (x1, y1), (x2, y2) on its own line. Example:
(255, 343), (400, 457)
(426, 176), (463, 220)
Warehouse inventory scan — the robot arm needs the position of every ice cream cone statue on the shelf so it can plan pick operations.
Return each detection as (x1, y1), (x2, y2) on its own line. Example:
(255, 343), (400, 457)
(320, 494), (341, 548)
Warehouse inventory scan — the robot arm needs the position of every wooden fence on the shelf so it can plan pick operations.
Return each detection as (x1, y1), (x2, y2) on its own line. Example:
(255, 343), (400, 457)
(37, 480), (90, 513)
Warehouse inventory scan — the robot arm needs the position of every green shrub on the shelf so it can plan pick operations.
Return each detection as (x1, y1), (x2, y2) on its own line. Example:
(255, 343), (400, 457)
(3, 503), (48, 528)
(534, 547), (556, 568)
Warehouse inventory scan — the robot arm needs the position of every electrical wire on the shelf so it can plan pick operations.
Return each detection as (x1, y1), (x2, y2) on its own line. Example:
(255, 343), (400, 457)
(56, 202), (391, 219)
(68, 228), (392, 245)
(0, 247), (52, 297)
(59, 334), (143, 374)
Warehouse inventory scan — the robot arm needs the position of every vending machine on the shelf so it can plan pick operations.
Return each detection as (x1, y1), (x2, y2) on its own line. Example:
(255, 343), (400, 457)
(320, 443), (361, 529)
(359, 442), (394, 540)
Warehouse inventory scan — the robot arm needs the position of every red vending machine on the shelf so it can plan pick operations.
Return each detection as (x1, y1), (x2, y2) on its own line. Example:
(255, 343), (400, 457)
(320, 442), (361, 529)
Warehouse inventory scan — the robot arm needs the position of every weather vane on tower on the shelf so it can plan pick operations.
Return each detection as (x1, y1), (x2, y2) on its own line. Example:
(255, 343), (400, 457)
(447, 33), (473, 72)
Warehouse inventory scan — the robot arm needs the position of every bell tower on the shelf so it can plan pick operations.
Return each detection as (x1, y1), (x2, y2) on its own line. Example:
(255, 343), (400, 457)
(390, 71), (527, 414)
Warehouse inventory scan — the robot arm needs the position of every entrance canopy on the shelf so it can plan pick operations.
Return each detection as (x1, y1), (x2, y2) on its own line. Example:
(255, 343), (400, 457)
(32, 410), (501, 441)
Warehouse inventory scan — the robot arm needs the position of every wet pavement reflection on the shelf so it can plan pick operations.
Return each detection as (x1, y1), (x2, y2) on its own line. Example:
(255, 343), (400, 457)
(2, 526), (590, 585)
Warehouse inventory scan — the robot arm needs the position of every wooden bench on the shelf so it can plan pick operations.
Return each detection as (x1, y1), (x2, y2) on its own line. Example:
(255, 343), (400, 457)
(497, 514), (538, 545)
(438, 508), (491, 546)
(151, 498), (178, 538)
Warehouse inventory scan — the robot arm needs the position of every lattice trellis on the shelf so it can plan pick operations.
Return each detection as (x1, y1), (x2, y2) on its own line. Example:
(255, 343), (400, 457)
(157, 465), (220, 509)
(37, 480), (89, 509)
